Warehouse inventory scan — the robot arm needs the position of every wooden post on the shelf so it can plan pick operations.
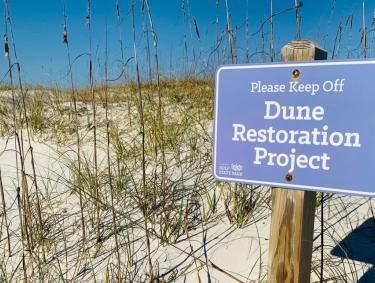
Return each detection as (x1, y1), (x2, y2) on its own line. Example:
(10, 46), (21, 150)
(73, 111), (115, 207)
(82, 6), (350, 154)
(267, 40), (327, 283)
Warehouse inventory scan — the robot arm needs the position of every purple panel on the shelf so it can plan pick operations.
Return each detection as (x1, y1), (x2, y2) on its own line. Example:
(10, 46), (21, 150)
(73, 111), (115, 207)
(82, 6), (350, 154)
(213, 60), (375, 197)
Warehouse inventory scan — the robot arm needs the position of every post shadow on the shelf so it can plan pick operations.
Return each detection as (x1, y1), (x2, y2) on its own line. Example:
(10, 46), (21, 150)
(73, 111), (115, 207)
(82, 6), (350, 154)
(358, 268), (375, 283)
(331, 218), (375, 282)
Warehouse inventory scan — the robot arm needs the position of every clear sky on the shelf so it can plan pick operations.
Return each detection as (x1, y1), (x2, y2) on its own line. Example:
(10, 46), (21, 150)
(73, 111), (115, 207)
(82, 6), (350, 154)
(0, 0), (374, 87)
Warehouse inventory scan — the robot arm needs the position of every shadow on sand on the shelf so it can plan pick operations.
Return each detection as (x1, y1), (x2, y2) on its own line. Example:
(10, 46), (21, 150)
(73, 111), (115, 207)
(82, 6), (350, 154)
(331, 218), (375, 282)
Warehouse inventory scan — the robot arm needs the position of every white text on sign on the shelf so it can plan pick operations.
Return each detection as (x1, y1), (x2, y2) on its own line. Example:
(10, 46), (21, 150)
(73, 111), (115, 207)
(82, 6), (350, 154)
(231, 78), (360, 173)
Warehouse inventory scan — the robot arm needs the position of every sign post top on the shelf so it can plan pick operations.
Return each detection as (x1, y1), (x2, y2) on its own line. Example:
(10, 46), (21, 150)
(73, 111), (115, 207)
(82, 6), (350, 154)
(281, 40), (327, 61)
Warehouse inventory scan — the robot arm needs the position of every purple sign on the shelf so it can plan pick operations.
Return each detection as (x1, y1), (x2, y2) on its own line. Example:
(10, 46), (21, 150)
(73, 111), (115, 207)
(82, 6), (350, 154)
(213, 60), (375, 197)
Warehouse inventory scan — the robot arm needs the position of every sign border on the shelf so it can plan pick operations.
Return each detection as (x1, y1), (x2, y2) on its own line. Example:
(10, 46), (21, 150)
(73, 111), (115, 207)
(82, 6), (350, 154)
(213, 59), (375, 197)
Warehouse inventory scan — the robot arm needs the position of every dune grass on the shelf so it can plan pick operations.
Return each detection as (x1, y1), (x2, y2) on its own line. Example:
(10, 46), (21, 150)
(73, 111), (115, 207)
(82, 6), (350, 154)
(0, 0), (374, 282)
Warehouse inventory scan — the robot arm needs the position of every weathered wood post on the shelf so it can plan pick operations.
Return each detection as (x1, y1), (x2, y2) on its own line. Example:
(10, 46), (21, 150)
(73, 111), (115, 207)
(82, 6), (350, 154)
(267, 40), (327, 283)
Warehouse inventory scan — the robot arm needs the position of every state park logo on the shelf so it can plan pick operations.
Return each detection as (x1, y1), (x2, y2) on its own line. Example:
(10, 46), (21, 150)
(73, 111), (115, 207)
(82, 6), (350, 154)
(218, 163), (244, 177)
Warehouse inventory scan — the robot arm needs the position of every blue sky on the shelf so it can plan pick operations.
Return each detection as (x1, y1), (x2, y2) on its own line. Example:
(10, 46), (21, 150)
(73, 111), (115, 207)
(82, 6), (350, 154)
(0, 0), (374, 87)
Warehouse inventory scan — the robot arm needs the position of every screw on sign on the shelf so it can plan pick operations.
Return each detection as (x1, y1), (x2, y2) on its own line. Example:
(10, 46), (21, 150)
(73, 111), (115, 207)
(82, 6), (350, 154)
(285, 173), (293, 182)
(292, 69), (300, 79)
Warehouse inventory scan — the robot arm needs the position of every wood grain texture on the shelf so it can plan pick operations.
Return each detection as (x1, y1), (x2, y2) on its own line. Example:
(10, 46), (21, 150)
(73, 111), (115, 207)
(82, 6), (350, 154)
(267, 40), (327, 283)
